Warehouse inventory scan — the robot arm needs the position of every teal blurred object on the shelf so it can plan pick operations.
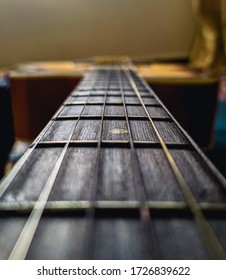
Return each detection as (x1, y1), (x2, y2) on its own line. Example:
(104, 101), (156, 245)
(206, 101), (226, 177)
(215, 101), (226, 148)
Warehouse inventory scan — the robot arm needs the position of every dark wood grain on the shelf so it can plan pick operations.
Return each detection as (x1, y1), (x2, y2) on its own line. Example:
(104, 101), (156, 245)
(94, 218), (154, 259)
(72, 120), (101, 140)
(127, 105), (146, 116)
(105, 105), (124, 115)
(49, 148), (97, 201)
(147, 106), (169, 118)
(136, 148), (184, 201)
(41, 120), (75, 141)
(153, 217), (208, 259)
(98, 148), (136, 200)
(0, 217), (28, 259)
(83, 105), (103, 115)
(1, 148), (62, 202)
(154, 121), (189, 143)
(26, 216), (86, 260)
(171, 150), (226, 202)
(130, 120), (158, 141)
(60, 105), (83, 116)
(88, 96), (105, 102)
(208, 218), (226, 252)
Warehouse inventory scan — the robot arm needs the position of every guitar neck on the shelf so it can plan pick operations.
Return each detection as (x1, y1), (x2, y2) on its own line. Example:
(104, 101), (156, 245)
(0, 59), (226, 260)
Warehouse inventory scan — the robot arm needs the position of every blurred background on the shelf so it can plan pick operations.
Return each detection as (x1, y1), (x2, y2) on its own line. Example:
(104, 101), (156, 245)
(0, 0), (226, 179)
(0, 0), (196, 66)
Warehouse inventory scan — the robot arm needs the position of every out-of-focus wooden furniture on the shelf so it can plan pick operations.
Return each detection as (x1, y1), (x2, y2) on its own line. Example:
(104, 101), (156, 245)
(9, 62), (88, 139)
(9, 61), (219, 148)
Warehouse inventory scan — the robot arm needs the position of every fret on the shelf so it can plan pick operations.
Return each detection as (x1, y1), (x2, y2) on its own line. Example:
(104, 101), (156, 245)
(1, 59), (226, 260)
(1, 200), (226, 213)
(65, 101), (160, 106)
(35, 140), (191, 149)
(55, 115), (171, 121)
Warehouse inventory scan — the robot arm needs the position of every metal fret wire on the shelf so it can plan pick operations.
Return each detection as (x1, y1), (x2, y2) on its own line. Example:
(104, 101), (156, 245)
(117, 68), (161, 258)
(123, 62), (226, 259)
(84, 67), (112, 259)
(32, 141), (191, 151)
(55, 115), (171, 121)
(8, 70), (101, 260)
(2, 201), (226, 213)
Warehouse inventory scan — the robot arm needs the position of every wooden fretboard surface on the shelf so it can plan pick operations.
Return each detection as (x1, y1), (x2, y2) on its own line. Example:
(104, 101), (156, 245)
(0, 61), (226, 260)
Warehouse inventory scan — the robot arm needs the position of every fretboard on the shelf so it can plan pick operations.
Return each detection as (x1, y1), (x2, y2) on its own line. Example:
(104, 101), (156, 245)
(0, 61), (226, 260)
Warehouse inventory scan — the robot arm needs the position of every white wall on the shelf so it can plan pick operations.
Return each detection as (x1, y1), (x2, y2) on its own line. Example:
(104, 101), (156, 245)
(0, 0), (196, 67)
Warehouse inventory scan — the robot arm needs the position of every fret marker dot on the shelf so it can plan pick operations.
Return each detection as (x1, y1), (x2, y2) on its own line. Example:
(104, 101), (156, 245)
(110, 128), (128, 135)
